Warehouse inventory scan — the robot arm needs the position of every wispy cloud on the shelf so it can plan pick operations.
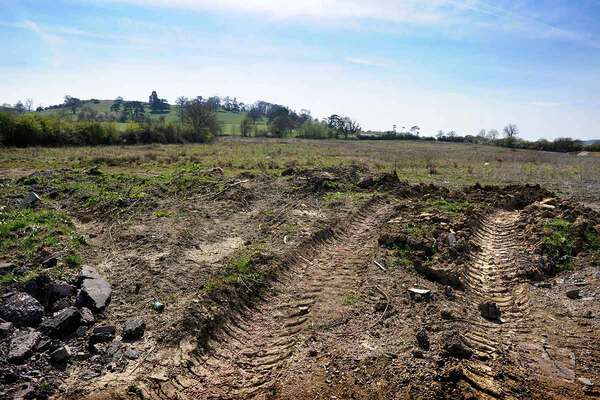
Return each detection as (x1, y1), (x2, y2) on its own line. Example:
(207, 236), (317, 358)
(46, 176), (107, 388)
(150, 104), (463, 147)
(96, 0), (599, 48)
(345, 57), (387, 67)
(529, 101), (564, 108)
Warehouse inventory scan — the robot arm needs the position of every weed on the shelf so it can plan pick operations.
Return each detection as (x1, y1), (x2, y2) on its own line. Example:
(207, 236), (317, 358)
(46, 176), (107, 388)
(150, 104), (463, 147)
(427, 198), (471, 216)
(154, 210), (172, 218)
(542, 218), (575, 270)
(64, 254), (83, 268)
(343, 292), (360, 305)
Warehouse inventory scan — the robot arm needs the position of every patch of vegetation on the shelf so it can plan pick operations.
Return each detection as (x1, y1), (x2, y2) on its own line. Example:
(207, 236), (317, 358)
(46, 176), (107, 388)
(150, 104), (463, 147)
(153, 210), (172, 218)
(403, 222), (435, 238)
(64, 254), (82, 268)
(203, 253), (263, 292)
(322, 191), (374, 208)
(393, 243), (414, 268)
(542, 218), (576, 270)
(426, 198), (472, 216)
(343, 292), (360, 306)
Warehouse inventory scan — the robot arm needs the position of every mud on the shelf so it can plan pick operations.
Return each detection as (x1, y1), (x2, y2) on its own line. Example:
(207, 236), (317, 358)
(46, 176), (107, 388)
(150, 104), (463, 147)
(1, 169), (599, 399)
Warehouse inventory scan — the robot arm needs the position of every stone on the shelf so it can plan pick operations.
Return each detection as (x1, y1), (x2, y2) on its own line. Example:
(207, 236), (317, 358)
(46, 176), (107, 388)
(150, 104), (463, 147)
(40, 307), (81, 337)
(78, 266), (102, 283)
(89, 325), (116, 345)
(124, 349), (140, 360)
(440, 309), (454, 320)
(0, 261), (15, 276)
(479, 302), (501, 321)
(408, 288), (432, 302)
(447, 232), (457, 247)
(416, 328), (430, 351)
(50, 297), (73, 313)
(0, 321), (14, 337)
(0, 292), (44, 327)
(412, 349), (424, 358)
(8, 330), (42, 363)
(578, 377), (593, 386)
(19, 192), (41, 209)
(50, 345), (72, 364)
(80, 307), (95, 325)
(443, 332), (473, 359)
(49, 281), (76, 299)
(77, 270), (112, 312)
(566, 289), (581, 299)
(152, 300), (165, 312)
(123, 317), (145, 341)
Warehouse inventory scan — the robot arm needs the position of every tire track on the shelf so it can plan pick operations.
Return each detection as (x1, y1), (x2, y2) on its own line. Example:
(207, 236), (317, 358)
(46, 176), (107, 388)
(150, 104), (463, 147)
(178, 203), (394, 399)
(460, 210), (529, 399)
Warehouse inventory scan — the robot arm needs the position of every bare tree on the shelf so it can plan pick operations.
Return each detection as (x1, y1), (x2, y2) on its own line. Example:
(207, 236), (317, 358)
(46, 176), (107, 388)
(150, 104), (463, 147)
(24, 98), (34, 112)
(410, 125), (420, 136)
(488, 129), (499, 140)
(503, 123), (519, 138)
(14, 101), (25, 114)
(478, 129), (487, 138)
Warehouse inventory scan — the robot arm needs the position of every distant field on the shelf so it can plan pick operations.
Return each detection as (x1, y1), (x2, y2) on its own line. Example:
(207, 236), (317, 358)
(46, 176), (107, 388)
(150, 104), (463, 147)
(2, 137), (599, 206)
(38, 99), (268, 135)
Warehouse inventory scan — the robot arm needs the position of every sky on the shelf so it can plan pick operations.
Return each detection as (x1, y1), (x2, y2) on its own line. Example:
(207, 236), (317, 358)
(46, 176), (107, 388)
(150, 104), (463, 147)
(1, 0), (600, 139)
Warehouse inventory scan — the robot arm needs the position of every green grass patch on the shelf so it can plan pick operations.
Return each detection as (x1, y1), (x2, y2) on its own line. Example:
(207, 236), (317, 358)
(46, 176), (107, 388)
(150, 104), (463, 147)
(426, 198), (472, 216)
(343, 292), (360, 306)
(203, 252), (263, 292)
(542, 218), (575, 270)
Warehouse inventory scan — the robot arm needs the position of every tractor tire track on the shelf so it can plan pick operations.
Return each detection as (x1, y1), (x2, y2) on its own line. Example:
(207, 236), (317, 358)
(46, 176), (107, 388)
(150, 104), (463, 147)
(177, 203), (394, 399)
(459, 210), (529, 399)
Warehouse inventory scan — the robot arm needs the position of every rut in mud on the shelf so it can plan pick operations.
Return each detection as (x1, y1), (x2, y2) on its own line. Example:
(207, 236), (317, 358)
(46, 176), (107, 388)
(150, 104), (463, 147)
(143, 203), (394, 399)
(459, 210), (529, 398)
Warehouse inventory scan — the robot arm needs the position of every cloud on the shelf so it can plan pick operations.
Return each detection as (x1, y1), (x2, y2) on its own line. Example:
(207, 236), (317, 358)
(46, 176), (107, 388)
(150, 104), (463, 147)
(529, 101), (563, 107)
(1, 20), (65, 46)
(345, 57), (387, 67)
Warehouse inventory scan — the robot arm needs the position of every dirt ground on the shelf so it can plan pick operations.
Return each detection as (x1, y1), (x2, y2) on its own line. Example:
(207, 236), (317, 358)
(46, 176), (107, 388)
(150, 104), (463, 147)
(1, 142), (599, 400)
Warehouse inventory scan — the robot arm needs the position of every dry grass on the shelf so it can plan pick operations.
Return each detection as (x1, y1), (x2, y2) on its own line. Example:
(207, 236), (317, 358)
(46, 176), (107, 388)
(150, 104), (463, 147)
(1, 137), (599, 204)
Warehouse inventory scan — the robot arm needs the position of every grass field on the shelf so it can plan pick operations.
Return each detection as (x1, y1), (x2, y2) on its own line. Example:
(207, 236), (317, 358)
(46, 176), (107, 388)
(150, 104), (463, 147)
(2, 138), (599, 205)
(38, 99), (268, 135)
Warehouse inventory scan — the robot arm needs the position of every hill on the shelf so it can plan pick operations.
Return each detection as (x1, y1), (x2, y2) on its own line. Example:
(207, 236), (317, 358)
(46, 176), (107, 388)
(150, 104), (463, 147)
(37, 99), (266, 135)
(582, 139), (600, 145)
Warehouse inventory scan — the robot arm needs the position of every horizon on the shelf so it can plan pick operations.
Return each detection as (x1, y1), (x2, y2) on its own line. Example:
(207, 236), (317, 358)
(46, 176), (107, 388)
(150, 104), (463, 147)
(1, 1), (600, 140)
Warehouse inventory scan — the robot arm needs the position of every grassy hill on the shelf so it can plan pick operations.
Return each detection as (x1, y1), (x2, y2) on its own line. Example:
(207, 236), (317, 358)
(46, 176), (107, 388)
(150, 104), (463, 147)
(38, 99), (267, 135)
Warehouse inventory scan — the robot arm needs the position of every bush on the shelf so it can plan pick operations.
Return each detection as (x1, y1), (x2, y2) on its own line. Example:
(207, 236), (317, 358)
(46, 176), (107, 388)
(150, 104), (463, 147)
(0, 112), (214, 147)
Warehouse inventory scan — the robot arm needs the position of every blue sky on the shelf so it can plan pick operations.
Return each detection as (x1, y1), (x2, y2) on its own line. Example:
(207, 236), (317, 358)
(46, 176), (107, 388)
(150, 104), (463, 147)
(1, 0), (599, 139)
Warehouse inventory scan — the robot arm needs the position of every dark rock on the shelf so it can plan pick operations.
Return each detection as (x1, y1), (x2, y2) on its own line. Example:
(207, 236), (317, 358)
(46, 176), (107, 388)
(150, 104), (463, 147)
(77, 269), (112, 312)
(9, 330), (42, 363)
(374, 301), (387, 312)
(49, 281), (76, 299)
(23, 274), (52, 306)
(50, 297), (73, 313)
(416, 328), (430, 351)
(79, 307), (95, 325)
(567, 289), (581, 299)
(50, 345), (71, 364)
(40, 306), (81, 337)
(308, 348), (318, 357)
(35, 337), (54, 352)
(89, 325), (116, 345)
(19, 192), (41, 209)
(106, 340), (122, 357)
(0, 292), (44, 327)
(0, 261), (15, 276)
(76, 326), (88, 337)
(123, 317), (145, 341)
(0, 321), (14, 337)
(479, 302), (501, 321)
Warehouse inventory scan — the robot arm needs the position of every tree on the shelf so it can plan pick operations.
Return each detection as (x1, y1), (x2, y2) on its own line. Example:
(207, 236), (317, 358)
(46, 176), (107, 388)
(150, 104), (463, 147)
(478, 129), (487, 138)
(14, 101), (25, 114)
(175, 96), (188, 122)
(63, 96), (81, 114)
(488, 129), (499, 140)
(183, 99), (220, 142)
(327, 114), (344, 138)
(240, 115), (254, 137)
(342, 117), (361, 139)
(410, 125), (420, 136)
(269, 115), (293, 137)
(36, 106), (43, 112)
(436, 130), (445, 140)
(503, 123), (519, 138)
(24, 98), (34, 112)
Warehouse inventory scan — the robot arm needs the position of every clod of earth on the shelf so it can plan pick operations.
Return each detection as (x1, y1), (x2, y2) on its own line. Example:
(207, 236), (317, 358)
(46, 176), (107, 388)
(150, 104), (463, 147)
(566, 289), (581, 299)
(0, 292), (44, 327)
(416, 328), (430, 351)
(478, 301), (501, 321)
(19, 192), (41, 209)
(8, 329), (42, 363)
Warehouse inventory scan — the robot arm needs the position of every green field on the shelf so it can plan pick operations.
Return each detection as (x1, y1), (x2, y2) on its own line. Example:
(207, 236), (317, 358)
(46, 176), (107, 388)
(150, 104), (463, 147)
(39, 99), (268, 135)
